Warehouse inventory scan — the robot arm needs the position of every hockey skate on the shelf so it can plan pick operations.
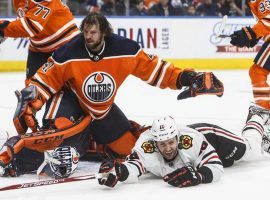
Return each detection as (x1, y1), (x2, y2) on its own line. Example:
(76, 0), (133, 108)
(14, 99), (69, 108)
(246, 102), (270, 124)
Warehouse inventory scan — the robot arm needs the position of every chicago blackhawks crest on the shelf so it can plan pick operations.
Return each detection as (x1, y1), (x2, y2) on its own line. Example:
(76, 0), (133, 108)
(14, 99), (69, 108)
(141, 141), (155, 153)
(178, 135), (193, 150)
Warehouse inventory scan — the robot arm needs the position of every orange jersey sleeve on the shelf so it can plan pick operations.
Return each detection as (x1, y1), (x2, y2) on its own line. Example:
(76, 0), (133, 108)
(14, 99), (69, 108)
(131, 49), (182, 89)
(4, 0), (79, 52)
(249, 0), (270, 39)
(13, 0), (26, 16)
(30, 57), (66, 101)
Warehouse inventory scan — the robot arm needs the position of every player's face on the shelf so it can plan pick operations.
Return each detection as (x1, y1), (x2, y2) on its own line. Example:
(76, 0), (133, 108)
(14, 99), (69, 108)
(83, 24), (105, 52)
(156, 137), (178, 160)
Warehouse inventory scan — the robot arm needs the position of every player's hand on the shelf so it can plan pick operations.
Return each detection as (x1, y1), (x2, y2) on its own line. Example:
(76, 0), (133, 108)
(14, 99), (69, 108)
(0, 35), (6, 45)
(177, 72), (224, 100)
(98, 160), (129, 188)
(13, 85), (45, 135)
(0, 20), (9, 45)
(163, 166), (202, 187)
(230, 27), (258, 48)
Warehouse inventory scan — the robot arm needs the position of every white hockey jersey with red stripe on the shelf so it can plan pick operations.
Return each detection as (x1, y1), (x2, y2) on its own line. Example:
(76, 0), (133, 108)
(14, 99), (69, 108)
(121, 125), (224, 182)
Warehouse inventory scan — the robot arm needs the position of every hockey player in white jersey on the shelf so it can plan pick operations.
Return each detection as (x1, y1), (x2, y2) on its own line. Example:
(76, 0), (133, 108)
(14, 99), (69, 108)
(97, 103), (270, 188)
(98, 116), (224, 188)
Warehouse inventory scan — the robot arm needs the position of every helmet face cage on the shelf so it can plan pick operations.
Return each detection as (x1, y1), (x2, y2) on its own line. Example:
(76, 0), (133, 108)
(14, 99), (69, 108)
(49, 146), (80, 178)
(151, 116), (179, 142)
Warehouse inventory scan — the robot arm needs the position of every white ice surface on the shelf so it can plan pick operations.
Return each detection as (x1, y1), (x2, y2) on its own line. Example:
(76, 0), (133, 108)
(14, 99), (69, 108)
(0, 70), (269, 200)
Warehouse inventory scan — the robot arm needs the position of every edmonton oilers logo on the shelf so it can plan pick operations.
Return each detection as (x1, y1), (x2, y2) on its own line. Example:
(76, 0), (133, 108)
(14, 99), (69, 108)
(82, 72), (116, 103)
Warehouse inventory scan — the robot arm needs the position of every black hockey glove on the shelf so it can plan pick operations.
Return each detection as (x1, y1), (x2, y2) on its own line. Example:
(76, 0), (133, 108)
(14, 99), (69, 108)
(230, 27), (258, 48)
(177, 69), (197, 88)
(0, 160), (22, 177)
(163, 166), (202, 188)
(0, 20), (9, 44)
(177, 72), (224, 100)
(98, 160), (129, 188)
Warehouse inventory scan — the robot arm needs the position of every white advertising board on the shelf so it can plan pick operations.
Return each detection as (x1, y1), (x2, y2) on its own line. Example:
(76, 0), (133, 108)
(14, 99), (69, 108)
(0, 17), (258, 70)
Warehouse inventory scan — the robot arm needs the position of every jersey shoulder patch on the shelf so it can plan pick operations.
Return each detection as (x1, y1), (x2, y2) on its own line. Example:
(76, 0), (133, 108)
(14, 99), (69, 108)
(141, 140), (156, 153)
(178, 135), (193, 150)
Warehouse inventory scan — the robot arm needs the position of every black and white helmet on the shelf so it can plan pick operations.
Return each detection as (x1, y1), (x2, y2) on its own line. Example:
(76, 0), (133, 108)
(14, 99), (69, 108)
(49, 146), (80, 178)
(151, 116), (179, 141)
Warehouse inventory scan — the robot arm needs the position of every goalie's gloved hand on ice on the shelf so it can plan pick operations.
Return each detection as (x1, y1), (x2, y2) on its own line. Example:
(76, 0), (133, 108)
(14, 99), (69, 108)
(177, 71), (224, 100)
(13, 85), (45, 135)
(0, 20), (9, 44)
(230, 27), (259, 48)
(98, 160), (129, 188)
(0, 159), (23, 177)
(163, 166), (202, 188)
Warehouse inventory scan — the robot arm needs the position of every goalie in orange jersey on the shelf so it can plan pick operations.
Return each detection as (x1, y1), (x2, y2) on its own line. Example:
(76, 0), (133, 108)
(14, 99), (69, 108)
(0, 13), (223, 177)
(229, 0), (270, 114)
(0, 0), (80, 79)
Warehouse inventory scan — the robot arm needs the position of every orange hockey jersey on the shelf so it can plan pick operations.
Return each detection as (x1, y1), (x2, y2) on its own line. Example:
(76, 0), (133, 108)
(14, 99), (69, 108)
(249, 0), (270, 40)
(29, 34), (183, 119)
(3, 0), (79, 52)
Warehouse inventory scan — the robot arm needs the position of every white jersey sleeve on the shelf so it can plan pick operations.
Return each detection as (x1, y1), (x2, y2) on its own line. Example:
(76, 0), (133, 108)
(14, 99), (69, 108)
(177, 124), (224, 183)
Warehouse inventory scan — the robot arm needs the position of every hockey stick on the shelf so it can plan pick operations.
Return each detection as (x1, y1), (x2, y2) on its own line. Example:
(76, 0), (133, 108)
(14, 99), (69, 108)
(216, 15), (230, 39)
(218, 34), (232, 38)
(0, 173), (102, 191)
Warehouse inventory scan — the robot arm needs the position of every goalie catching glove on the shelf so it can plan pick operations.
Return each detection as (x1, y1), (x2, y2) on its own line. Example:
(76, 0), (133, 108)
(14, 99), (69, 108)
(13, 85), (45, 135)
(177, 70), (224, 100)
(98, 160), (129, 188)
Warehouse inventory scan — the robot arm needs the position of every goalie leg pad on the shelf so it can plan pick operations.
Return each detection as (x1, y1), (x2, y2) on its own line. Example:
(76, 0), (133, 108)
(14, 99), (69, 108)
(21, 115), (91, 153)
(1, 116), (92, 175)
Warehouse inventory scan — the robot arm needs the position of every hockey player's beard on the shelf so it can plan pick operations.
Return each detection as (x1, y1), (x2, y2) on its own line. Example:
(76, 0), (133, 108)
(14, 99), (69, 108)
(85, 37), (104, 53)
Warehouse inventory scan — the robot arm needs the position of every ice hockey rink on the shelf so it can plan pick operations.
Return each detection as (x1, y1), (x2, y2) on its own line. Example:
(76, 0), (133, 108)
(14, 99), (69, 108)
(0, 70), (269, 200)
